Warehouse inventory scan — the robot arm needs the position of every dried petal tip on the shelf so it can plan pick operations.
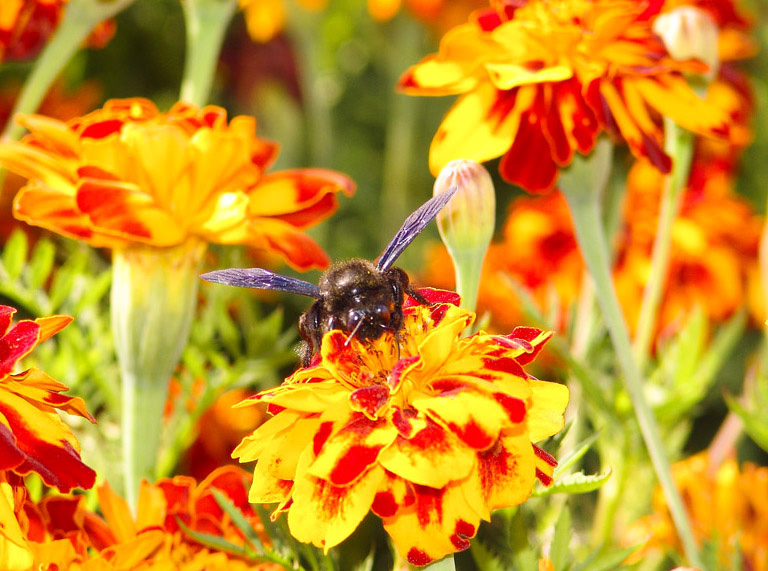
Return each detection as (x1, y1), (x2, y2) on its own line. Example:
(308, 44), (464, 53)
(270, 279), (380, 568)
(434, 160), (496, 311)
(654, 7), (720, 79)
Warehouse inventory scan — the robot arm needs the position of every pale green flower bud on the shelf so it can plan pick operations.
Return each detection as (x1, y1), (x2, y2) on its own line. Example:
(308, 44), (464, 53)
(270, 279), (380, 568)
(433, 159), (496, 313)
(654, 7), (720, 80)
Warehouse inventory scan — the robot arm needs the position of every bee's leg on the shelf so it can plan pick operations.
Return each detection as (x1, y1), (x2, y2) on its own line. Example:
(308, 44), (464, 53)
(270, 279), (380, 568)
(298, 302), (323, 367)
(404, 285), (429, 305)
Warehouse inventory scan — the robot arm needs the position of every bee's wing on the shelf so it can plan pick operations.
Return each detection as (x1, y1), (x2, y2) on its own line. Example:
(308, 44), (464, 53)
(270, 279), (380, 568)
(375, 185), (458, 271)
(201, 268), (321, 298)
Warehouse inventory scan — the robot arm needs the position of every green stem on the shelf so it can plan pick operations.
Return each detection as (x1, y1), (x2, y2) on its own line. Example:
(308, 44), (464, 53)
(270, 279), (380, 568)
(632, 119), (695, 370)
(560, 140), (702, 568)
(380, 17), (423, 245)
(452, 250), (484, 314)
(1, 0), (135, 141)
(180, 0), (237, 107)
(111, 240), (206, 508)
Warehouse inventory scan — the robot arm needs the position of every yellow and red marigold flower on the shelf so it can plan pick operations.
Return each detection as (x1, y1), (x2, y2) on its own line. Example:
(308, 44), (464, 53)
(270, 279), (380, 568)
(614, 157), (764, 336)
(0, 0), (114, 63)
(233, 289), (569, 565)
(0, 305), (95, 570)
(0, 305), (95, 492)
(0, 98), (354, 270)
(625, 453), (768, 570)
(424, 191), (584, 333)
(399, 0), (732, 193)
(17, 466), (282, 569)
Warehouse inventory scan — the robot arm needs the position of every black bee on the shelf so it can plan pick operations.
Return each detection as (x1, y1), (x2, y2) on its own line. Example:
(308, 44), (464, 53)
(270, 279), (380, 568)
(201, 187), (457, 366)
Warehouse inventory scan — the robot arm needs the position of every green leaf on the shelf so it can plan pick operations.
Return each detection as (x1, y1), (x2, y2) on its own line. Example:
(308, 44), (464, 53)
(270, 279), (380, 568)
(553, 432), (601, 479)
(177, 519), (248, 556)
(211, 488), (264, 552)
(534, 469), (612, 497)
(574, 544), (640, 571)
(725, 393), (768, 453)
(470, 538), (507, 571)
(423, 555), (456, 571)
(549, 507), (572, 571)
(27, 239), (56, 290)
(2, 229), (28, 280)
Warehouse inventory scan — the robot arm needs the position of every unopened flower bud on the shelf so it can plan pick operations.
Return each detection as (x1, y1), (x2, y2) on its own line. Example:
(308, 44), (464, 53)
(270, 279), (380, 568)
(654, 7), (720, 80)
(433, 159), (496, 312)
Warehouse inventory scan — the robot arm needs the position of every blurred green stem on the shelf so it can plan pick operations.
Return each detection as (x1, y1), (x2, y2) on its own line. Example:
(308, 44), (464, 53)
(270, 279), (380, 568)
(560, 139), (702, 569)
(632, 119), (694, 370)
(381, 17), (423, 243)
(180, 0), (237, 107)
(288, 7), (334, 167)
(1, 0), (135, 141)
(112, 240), (206, 508)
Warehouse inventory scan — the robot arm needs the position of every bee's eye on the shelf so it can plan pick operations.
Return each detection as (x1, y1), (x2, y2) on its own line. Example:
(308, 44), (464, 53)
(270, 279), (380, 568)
(347, 309), (363, 329)
(373, 304), (391, 324)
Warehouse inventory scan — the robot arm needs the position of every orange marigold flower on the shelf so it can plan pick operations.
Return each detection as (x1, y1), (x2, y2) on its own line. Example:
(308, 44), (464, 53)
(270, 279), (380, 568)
(0, 305), (96, 493)
(0, 98), (355, 270)
(22, 466), (282, 570)
(624, 453), (768, 570)
(614, 158), (763, 336)
(399, 0), (732, 193)
(233, 289), (569, 565)
(0, 0), (114, 63)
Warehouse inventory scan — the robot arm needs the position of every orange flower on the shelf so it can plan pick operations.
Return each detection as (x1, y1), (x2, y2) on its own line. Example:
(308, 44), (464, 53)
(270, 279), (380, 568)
(423, 191), (584, 332)
(625, 453), (768, 570)
(0, 0), (114, 63)
(614, 158), (763, 336)
(0, 305), (95, 492)
(0, 98), (355, 270)
(368, 0), (487, 32)
(239, 0), (327, 43)
(233, 289), (568, 565)
(399, 0), (732, 192)
(19, 466), (283, 570)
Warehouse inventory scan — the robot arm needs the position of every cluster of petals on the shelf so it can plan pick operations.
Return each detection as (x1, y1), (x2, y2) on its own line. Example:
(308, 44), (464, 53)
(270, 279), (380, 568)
(13, 465), (281, 570)
(0, 305), (96, 570)
(625, 453), (768, 570)
(233, 289), (569, 565)
(399, 0), (734, 192)
(0, 0), (114, 63)
(0, 98), (355, 270)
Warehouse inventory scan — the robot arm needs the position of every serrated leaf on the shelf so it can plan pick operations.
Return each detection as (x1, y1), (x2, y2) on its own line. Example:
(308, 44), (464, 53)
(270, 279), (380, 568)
(27, 239), (56, 290)
(2, 229), (28, 280)
(550, 507), (572, 571)
(553, 432), (600, 479)
(211, 488), (264, 552)
(535, 469), (612, 497)
(725, 393), (768, 453)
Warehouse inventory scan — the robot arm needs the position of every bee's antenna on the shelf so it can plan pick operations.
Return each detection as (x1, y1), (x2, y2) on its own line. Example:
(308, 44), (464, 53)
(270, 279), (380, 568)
(344, 313), (366, 347)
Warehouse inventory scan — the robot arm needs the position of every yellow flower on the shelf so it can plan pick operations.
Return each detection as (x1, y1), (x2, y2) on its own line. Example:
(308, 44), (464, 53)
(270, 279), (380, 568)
(234, 289), (568, 565)
(0, 97), (354, 270)
(399, 0), (732, 193)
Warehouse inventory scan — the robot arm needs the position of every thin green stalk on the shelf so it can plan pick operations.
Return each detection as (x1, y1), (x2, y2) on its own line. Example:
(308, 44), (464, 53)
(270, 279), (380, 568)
(452, 250), (484, 313)
(560, 140), (702, 568)
(1, 0), (135, 141)
(180, 0), (237, 107)
(632, 119), (695, 370)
